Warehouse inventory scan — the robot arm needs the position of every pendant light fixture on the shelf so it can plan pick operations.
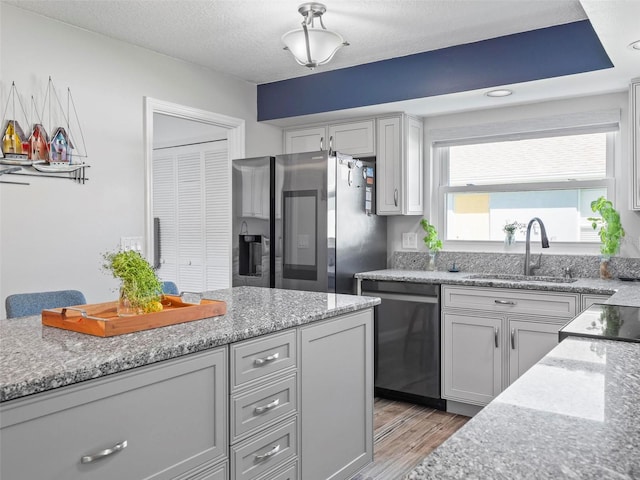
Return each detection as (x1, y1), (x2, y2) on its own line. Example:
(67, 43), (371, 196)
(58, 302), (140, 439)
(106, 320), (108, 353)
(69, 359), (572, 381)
(281, 2), (348, 69)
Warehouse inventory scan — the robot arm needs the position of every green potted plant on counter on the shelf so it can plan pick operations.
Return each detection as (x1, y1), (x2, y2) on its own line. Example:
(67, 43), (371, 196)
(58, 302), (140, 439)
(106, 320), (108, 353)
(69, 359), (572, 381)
(103, 249), (164, 316)
(420, 219), (442, 271)
(588, 196), (625, 279)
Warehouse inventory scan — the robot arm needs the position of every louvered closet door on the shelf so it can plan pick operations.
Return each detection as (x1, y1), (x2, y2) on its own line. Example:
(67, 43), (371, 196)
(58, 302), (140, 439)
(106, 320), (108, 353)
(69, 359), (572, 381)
(153, 141), (230, 293)
(204, 149), (231, 290)
(177, 151), (205, 292)
(153, 153), (178, 282)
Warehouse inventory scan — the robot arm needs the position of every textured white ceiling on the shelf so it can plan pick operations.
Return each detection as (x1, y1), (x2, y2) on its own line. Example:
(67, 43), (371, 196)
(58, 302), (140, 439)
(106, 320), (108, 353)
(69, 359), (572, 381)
(4, 0), (589, 84)
(4, 0), (638, 123)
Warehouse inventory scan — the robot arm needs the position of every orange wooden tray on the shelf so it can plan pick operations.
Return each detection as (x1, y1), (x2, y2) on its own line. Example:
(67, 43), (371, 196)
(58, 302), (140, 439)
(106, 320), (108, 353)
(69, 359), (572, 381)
(41, 295), (226, 337)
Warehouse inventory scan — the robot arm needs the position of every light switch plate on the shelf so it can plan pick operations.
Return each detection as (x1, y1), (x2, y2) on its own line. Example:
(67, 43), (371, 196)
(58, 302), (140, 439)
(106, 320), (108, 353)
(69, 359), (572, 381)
(402, 232), (418, 249)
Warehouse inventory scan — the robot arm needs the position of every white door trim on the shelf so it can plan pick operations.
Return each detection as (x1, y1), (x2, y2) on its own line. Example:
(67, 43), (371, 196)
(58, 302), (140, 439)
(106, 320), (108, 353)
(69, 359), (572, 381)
(144, 97), (245, 290)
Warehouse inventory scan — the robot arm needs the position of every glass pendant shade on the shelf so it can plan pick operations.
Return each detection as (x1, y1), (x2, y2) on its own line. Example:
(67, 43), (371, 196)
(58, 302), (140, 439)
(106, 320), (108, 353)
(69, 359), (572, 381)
(282, 28), (345, 68)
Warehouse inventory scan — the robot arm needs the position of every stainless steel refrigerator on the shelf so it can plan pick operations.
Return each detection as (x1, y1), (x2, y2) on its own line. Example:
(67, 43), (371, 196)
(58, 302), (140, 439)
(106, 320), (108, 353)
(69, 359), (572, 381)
(232, 151), (386, 294)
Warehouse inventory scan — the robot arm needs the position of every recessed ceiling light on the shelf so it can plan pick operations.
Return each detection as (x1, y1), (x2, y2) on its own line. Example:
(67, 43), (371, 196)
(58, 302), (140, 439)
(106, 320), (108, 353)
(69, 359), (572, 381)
(629, 40), (640, 50)
(485, 89), (513, 98)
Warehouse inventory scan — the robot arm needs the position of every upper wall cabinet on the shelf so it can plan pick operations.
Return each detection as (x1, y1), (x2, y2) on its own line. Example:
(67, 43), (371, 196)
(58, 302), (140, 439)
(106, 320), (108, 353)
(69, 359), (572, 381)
(283, 120), (375, 156)
(376, 114), (424, 215)
(284, 126), (328, 154)
(631, 78), (640, 210)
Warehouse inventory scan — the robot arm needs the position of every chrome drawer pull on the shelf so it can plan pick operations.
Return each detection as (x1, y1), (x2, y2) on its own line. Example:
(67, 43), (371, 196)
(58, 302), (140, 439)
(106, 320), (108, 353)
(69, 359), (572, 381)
(494, 299), (517, 305)
(254, 352), (279, 366)
(255, 444), (280, 461)
(81, 440), (127, 464)
(254, 398), (280, 415)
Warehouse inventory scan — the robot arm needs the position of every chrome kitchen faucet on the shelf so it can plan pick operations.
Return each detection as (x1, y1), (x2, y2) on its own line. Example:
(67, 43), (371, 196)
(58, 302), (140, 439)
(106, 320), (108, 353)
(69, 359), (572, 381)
(524, 217), (550, 276)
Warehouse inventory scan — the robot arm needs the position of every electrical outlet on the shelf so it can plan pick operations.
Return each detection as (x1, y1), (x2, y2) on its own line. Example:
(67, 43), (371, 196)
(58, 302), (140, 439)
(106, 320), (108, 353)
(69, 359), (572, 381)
(402, 232), (418, 249)
(120, 236), (143, 252)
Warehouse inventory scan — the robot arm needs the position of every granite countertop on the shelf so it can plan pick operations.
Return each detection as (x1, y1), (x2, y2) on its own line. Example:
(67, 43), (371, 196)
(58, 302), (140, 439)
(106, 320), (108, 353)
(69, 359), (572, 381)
(0, 286), (379, 403)
(406, 336), (640, 479)
(356, 269), (640, 305)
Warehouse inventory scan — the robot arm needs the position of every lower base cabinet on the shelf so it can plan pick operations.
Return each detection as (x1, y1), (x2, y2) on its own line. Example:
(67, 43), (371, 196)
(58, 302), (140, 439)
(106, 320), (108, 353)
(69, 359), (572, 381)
(0, 347), (228, 480)
(443, 313), (502, 405)
(442, 285), (579, 407)
(300, 309), (374, 480)
(0, 308), (375, 480)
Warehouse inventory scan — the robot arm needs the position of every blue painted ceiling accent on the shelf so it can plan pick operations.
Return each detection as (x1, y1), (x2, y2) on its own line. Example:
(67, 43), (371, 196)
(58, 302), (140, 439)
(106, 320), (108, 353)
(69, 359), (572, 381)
(257, 20), (613, 121)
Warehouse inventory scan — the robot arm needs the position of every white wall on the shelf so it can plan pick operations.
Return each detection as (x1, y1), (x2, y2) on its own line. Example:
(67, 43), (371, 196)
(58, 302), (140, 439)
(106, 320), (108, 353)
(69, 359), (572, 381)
(0, 4), (282, 316)
(388, 91), (640, 259)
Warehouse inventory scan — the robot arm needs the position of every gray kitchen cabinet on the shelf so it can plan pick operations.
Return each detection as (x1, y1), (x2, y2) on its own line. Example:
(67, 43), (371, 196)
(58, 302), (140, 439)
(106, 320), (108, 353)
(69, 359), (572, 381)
(230, 330), (298, 480)
(442, 285), (579, 406)
(508, 319), (563, 384)
(631, 78), (640, 210)
(299, 309), (373, 480)
(580, 293), (611, 311)
(0, 347), (228, 480)
(376, 114), (423, 215)
(442, 312), (503, 405)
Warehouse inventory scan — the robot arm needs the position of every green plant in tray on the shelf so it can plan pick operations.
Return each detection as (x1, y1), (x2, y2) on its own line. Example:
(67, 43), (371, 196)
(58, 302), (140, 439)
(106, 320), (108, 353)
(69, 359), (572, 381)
(103, 249), (163, 314)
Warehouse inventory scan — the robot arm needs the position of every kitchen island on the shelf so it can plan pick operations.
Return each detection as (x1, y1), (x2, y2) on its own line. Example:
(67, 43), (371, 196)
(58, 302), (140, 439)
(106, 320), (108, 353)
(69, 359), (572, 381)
(0, 286), (379, 480)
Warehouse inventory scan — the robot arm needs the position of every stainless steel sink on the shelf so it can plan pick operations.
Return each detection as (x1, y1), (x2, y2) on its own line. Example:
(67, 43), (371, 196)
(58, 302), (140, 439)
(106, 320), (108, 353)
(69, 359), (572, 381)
(465, 273), (578, 284)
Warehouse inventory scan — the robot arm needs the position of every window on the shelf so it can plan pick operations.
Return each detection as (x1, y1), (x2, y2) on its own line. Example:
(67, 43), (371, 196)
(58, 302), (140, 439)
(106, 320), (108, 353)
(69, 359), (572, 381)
(436, 127), (616, 244)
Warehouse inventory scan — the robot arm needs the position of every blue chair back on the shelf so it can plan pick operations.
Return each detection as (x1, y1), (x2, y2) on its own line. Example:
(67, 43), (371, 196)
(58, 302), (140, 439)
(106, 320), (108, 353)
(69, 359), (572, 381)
(161, 281), (179, 295)
(5, 290), (87, 319)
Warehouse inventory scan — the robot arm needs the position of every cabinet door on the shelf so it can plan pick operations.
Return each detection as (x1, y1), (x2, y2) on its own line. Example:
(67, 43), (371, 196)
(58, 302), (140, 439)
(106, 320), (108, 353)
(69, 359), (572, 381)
(0, 348), (228, 480)
(284, 127), (328, 154)
(404, 115), (423, 215)
(581, 294), (611, 312)
(443, 312), (503, 406)
(508, 319), (562, 385)
(631, 79), (640, 210)
(376, 116), (402, 215)
(300, 309), (373, 480)
(328, 120), (375, 156)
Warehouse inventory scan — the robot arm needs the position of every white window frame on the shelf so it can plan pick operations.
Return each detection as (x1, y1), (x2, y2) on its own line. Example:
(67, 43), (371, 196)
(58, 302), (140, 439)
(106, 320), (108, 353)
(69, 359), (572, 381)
(429, 110), (619, 254)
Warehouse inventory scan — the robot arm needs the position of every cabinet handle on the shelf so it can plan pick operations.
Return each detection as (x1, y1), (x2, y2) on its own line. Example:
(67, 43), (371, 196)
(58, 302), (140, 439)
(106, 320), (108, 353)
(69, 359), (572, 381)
(329, 135), (334, 156)
(81, 440), (128, 464)
(254, 352), (279, 366)
(494, 299), (517, 305)
(320, 137), (324, 151)
(255, 444), (280, 461)
(511, 328), (516, 349)
(393, 188), (398, 207)
(494, 328), (499, 348)
(254, 398), (280, 415)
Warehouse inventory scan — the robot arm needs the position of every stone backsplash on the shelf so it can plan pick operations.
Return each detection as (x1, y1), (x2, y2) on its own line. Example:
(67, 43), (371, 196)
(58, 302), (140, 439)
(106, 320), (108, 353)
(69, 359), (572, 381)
(393, 251), (640, 280)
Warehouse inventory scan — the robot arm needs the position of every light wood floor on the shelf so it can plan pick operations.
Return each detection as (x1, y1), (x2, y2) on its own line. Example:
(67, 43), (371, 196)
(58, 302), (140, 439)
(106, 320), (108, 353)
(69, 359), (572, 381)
(350, 397), (470, 480)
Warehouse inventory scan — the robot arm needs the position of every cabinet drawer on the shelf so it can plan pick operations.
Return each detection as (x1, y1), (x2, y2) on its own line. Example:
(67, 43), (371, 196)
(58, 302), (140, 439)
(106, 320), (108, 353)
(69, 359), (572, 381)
(231, 417), (298, 480)
(442, 285), (578, 319)
(231, 373), (297, 443)
(0, 348), (227, 480)
(255, 460), (298, 480)
(231, 330), (297, 391)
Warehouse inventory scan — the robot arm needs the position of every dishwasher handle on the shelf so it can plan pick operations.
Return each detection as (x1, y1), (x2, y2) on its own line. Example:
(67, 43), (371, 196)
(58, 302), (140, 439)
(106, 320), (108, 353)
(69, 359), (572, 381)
(362, 291), (438, 304)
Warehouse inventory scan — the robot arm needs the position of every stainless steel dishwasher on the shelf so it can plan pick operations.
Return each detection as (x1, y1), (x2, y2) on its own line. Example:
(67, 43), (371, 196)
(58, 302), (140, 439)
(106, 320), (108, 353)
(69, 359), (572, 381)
(360, 280), (445, 410)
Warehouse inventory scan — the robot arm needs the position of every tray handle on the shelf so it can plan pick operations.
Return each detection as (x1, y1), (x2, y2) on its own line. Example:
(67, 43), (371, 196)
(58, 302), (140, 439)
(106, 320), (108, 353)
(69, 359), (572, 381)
(59, 306), (106, 321)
